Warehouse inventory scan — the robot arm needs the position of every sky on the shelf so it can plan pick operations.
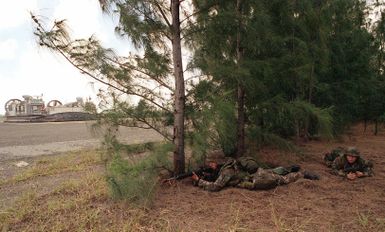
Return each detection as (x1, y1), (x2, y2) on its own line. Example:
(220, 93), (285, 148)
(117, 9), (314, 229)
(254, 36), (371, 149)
(0, 0), (133, 115)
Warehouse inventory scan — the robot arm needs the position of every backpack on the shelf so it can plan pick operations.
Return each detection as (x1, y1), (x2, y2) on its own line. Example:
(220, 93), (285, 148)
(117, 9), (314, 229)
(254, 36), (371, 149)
(236, 156), (260, 174)
(324, 147), (344, 167)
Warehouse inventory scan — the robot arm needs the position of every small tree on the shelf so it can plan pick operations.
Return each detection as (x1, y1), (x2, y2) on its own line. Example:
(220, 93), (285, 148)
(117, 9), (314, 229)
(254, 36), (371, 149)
(32, 0), (199, 174)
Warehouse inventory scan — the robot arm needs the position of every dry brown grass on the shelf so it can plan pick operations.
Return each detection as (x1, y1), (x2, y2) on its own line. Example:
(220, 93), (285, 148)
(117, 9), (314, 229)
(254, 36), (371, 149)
(0, 173), (171, 231)
(0, 150), (172, 231)
(0, 149), (102, 187)
(2, 124), (385, 231)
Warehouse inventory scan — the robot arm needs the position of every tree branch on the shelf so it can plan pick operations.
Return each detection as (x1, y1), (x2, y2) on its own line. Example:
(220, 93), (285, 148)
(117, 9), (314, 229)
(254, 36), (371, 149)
(184, 74), (206, 83)
(42, 37), (172, 113)
(111, 77), (172, 112)
(117, 118), (172, 141)
(180, 2), (219, 25)
(106, 56), (174, 91)
(132, 4), (172, 41)
(180, 23), (205, 41)
(136, 118), (173, 141)
(152, 1), (172, 28)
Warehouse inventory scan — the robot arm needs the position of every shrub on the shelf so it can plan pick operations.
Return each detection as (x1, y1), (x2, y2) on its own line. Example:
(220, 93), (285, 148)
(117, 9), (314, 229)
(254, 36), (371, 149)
(105, 142), (173, 206)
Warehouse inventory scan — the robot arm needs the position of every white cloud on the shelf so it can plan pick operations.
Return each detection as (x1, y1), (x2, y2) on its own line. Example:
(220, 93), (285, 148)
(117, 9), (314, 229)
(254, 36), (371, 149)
(52, 0), (104, 39)
(19, 46), (101, 100)
(0, 0), (38, 29)
(0, 39), (18, 60)
(50, 0), (132, 54)
(0, 0), (133, 115)
(0, 45), (102, 115)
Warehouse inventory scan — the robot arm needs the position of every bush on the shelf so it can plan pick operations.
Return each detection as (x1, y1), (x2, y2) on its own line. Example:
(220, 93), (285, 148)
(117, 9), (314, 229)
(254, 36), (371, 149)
(187, 84), (238, 159)
(105, 142), (173, 206)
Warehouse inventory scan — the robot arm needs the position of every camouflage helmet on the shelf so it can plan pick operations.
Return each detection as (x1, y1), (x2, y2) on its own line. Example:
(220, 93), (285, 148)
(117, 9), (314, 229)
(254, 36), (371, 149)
(205, 150), (226, 164)
(345, 147), (360, 157)
(205, 156), (226, 164)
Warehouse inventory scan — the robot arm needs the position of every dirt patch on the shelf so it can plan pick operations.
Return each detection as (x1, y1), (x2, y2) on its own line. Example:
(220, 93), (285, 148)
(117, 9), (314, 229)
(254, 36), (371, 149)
(0, 122), (164, 161)
(0, 158), (35, 181)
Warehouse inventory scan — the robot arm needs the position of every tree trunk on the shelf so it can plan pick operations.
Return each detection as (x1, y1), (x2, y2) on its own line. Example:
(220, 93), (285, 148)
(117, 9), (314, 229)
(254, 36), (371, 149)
(171, 0), (185, 174)
(295, 120), (300, 142)
(308, 61), (315, 104)
(236, 0), (245, 157)
(237, 84), (245, 157)
(304, 62), (315, 142)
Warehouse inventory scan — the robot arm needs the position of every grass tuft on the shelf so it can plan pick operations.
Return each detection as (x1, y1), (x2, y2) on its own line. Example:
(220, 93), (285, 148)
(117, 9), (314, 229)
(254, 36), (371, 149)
(270, 201), (312, 232)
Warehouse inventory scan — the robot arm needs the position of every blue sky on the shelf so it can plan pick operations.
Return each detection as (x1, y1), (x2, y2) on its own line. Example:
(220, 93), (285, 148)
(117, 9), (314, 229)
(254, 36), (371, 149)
(0, 0), (133, 114)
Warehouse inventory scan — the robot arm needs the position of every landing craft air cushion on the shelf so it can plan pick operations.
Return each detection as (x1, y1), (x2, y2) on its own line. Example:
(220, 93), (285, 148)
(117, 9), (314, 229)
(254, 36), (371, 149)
(4, 95), (95, 122)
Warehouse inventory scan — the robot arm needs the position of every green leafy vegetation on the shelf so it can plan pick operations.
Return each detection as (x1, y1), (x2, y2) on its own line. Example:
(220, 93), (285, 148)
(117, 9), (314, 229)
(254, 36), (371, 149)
(105, 142), (173, 206)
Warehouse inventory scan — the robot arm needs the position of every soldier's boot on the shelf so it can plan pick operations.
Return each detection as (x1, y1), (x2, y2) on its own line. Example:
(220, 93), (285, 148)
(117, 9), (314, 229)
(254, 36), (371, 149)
(303, 171), (320, 180)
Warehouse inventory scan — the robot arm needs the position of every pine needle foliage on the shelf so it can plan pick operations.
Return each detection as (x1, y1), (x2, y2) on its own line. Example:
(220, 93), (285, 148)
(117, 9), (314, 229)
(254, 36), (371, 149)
(247, 126), (295, 152)
(249, 97), (333, 140)
(187, 80), (237, 159)
(105, 142), (173, 206)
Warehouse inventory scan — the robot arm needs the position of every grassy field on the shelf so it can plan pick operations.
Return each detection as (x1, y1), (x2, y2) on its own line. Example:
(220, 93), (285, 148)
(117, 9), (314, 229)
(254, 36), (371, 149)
(0, 149), (171, 231)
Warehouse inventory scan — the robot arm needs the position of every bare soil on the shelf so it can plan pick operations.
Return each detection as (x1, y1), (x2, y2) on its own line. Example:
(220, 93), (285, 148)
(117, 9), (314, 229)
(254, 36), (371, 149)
(0, 122), (163, 161)
(151, 124), (385, 231)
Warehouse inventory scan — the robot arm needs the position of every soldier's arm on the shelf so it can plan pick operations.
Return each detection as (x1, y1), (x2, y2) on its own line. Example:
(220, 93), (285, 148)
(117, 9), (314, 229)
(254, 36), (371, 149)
(331, 158), (346, 177)
(360, 160), (374, 177)
(198, 169), (234, 192)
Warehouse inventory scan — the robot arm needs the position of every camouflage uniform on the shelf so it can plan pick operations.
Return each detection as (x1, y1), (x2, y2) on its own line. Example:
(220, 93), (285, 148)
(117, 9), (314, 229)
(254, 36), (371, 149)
(237, 168), (304, 190)
(197, 158), (305, 191)
(197, 158), (250, 192)
(331, 154), (373, 177)
(324, 147), (344, 167)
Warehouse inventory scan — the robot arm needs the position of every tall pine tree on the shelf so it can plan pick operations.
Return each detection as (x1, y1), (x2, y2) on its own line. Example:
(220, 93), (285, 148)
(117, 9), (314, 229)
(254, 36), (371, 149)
(32, 0), (199, 174)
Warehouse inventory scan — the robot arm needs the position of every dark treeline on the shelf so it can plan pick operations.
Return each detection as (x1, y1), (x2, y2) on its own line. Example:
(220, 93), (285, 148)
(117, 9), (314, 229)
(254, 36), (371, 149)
(187, 0), (385, 157)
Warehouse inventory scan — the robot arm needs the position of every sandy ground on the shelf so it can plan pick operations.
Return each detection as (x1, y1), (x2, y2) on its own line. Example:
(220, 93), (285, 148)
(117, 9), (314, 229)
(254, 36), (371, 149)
(0, 121), (163, 161)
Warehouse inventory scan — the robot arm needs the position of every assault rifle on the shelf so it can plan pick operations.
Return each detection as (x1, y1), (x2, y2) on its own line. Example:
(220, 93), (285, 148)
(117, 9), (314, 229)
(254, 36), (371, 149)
(344, 166), (361, 173)
(164, 166), (220, 183)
